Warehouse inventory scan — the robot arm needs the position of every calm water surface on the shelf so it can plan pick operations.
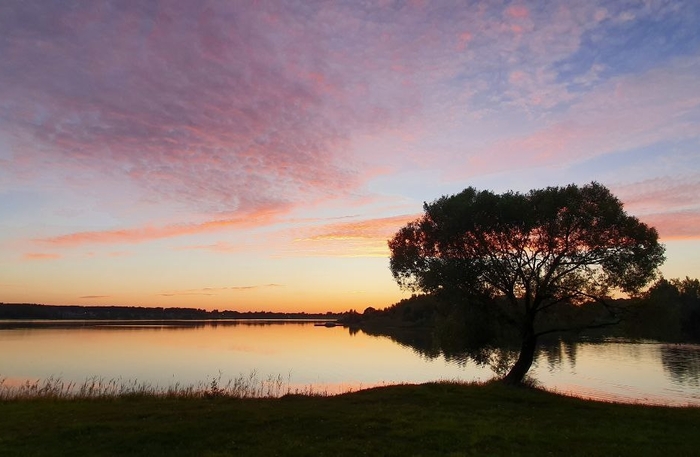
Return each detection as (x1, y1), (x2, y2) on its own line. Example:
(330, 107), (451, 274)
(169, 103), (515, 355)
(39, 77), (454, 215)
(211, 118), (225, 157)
(1, 320), (698, 405)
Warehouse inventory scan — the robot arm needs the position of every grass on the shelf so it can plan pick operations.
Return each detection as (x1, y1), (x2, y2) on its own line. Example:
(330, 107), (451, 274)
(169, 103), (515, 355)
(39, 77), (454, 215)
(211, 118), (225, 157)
(1, 381), (699, 456)
(0, 372), (310, 400)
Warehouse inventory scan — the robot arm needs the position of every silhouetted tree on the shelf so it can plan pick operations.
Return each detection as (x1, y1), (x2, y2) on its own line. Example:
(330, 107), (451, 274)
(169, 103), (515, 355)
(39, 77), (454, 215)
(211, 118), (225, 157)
(388, 183), (665, 384)
(640, 277), (700, 340)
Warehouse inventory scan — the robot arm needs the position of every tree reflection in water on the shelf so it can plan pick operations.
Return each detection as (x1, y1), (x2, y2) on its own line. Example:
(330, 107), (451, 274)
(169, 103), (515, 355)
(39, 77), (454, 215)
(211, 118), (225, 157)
(354, 324), (700, 390)
(353, 325), (520, 377)
(661, 344), (700, 386)
(537, 339), (579, 372)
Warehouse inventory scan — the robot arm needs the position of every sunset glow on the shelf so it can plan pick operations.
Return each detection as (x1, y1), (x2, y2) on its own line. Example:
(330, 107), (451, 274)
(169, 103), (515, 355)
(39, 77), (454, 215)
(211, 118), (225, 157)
(1, 1), (699, 312)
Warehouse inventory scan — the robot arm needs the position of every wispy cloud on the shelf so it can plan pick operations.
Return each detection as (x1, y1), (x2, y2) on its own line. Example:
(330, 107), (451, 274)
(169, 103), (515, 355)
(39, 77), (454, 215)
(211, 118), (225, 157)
(159, 284), (283, 297)
(298, 214), (418, 242)
(614, 175), (700, 214)
(22, 253), (61, 261)
(613, 175), (700, 240)
(225, 284), (283, 291)
(0, 0), (431, 220)
(291, 214), (418, 257)
(158, 292), (216, 297)
(447, 56), (700, 180)
(178, 241), (241, 253)
(640, 211), (700, 240)
(36, 208), (281, 246)
(108, 251), (131, 258)
(79, 295), (110, 299)
(3, 1), (698, 221)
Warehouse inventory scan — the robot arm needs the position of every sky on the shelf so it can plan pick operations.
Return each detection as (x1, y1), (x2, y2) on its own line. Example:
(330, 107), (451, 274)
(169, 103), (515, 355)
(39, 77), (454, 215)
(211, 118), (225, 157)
(1, 0), (699, 313)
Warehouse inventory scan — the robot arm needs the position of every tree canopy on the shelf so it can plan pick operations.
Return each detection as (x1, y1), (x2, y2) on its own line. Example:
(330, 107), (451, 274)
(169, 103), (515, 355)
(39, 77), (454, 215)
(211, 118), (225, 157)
(388, 182), (665, 384)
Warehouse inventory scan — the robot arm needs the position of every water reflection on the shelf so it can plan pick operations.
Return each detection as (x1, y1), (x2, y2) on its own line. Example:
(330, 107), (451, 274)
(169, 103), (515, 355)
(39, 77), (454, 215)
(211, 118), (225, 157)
(0, 321), (699, 405)
(353, 324), (700, 405)
(0, 319), (331, 330)
(661, 344), (700, 387)
(0, 321), (493, 395)
(538, 340), (579, 372)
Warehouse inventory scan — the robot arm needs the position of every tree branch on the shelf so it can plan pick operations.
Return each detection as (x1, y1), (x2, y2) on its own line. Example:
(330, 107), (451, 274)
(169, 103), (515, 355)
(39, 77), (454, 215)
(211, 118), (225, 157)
(534, 317), (621, 338)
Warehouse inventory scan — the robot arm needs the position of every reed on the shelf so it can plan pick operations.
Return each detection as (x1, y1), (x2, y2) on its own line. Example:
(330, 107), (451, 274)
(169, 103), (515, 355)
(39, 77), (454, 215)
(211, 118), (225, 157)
(0, 371), (332, 400)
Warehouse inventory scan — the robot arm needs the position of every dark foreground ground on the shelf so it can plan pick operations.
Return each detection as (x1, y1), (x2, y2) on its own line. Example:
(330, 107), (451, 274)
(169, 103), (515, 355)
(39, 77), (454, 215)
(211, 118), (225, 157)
(1, 382), (698, 456)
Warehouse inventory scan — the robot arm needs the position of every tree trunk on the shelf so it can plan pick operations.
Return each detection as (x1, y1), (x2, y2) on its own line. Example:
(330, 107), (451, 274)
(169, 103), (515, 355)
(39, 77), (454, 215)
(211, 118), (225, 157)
(502, 331), (538, 385)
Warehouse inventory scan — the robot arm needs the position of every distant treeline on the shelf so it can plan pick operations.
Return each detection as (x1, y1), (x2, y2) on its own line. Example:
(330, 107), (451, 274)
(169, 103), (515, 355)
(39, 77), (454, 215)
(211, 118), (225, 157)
(342, 276), (700, 344)
(0, 303), (340, 321)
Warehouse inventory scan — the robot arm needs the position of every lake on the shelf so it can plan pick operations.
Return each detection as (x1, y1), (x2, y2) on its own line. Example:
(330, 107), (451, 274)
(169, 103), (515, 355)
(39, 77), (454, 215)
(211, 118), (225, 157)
(1, 320), (699, 405)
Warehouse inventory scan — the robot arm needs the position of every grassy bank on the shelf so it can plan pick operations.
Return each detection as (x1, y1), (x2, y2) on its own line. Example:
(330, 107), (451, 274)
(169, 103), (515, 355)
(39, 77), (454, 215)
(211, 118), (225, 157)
(1, 382), (698, 456)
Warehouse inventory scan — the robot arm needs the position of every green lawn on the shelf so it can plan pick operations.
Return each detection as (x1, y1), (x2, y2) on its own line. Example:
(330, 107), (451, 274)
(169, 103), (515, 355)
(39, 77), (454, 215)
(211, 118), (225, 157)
(1, 382), (698, 456)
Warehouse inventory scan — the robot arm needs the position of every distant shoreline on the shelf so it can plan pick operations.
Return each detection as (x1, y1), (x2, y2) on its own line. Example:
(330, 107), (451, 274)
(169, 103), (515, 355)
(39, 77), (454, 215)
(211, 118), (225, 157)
(0, 303), (342, 321)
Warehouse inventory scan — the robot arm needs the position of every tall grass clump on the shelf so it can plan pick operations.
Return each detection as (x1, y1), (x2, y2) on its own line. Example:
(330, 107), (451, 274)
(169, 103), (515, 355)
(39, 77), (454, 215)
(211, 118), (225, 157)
(0, 371), (331, 400)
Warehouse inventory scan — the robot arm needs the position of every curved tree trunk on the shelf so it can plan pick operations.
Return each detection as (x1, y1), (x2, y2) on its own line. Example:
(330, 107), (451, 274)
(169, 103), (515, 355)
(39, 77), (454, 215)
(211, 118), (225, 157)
(502, 331), (538, 385)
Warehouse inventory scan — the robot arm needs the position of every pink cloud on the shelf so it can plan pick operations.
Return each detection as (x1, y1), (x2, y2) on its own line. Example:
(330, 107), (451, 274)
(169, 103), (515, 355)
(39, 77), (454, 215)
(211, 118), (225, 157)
(0, 1), (606, 216)
(2, 1), (698, 251)
(4, 1), (613, 210)
(614, 176), (700, 214)
(108, 251), (131, 258)
(23, 253), (61, 261)
(298, 214), (417, 242)
(456, 31), (473, 51)
(291, 214), (419, 257)
(0, 0), (441, 223)
(506, 5), (530, 19)
(639, 211), (700, 241)
(38, 208), (282, 246)
(178, 241), (241, 253)
(447, 56), (700, 179)
(612, 176), (700, 240)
